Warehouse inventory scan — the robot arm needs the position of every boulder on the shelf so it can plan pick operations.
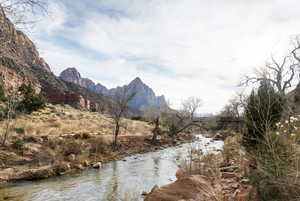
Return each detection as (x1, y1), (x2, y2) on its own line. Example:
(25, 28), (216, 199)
(67, 154), (76, 162)
(92, 162), (102, 169)
(83, 160), (90, 167)
(144, 175), (221, 201)
(12, 166), (54, 181)
(175, 169), (185, 179)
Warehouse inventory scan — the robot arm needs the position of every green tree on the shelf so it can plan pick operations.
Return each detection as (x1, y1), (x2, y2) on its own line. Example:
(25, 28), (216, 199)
(17, 84), (47, 113)
(243, 79), (284, 148)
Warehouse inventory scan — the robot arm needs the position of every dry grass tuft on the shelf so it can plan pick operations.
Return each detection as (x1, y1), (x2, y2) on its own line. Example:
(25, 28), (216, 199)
(0, 104), (151, 139)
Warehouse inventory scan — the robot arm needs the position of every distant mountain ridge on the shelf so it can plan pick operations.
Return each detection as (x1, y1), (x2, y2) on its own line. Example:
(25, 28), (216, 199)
(59, 68), (168, 110)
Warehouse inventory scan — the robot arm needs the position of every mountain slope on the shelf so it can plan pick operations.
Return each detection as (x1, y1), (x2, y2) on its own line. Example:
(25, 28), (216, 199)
(59, 68), (168, 110)
(0, 7), (108, 111)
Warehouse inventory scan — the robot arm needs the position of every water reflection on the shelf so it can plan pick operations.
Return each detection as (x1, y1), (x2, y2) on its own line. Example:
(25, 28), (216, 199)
(0, 136), (223, 201)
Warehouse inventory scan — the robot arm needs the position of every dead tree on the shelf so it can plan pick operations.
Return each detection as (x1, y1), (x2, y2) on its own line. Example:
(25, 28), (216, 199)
(152, 97), (203, 142)
(241, 55), (297, 96)
(0, 68), (20, 145)
(0, 0), (47, 27)
(107, 88), (136, 149)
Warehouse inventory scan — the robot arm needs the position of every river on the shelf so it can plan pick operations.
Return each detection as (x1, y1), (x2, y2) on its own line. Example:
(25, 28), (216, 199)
(1, 135), (223, 201)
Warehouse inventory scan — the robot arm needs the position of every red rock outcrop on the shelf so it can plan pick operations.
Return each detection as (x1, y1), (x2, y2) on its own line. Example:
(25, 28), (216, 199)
(0, 7), (51, 73)
(144, 175), (222, 201)
(0, 65), (41, 93)
(0, 6), (108, 112)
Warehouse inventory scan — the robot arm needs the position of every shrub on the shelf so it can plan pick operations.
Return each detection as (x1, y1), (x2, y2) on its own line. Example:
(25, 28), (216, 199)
(89, 137), (108, 154)
(243, 80), (284, 148)
(47, 137), (63, 150)
(178, 146), (220, 178)
(0, 84), (6, 102)
(131, 116), (142, 121)
(61, 140), (82, 156)
(248, 132), (300, 201)
(17, 84), (47, 113)
(11, 138), (24, 150)
(13, 127), (25, 135)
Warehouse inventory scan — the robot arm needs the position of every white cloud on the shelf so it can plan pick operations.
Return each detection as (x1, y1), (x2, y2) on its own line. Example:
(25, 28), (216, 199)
(29, 0), (300, 113)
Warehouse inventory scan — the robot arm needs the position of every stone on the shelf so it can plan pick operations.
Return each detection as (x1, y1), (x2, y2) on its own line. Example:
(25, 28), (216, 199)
(221, 172), (237, 179)
(13, 166), (54, 181)
(83, 160), (89, 167)
(92, 162), (102, 169)
(220, 165), (239, 172)
(67, 154), (76, 161)
(144, 175), (221, 201)
(235, 185), (255, 201)
(176, 169), (185, 179)
(74, 164), (84, 170)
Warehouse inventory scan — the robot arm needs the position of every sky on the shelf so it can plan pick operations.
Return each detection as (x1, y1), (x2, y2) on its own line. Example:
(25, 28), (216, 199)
(24, 0), (300, 113)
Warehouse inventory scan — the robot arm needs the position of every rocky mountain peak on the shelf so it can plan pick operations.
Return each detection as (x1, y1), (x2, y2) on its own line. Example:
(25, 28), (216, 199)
(130, 77), (143, 84)
(60, 68), (82, 85)
(59, 68), (108, 95)
(59, 67), (168, 110)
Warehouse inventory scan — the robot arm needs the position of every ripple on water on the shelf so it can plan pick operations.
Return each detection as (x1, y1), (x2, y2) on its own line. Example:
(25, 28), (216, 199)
(1, 135), (224, 201)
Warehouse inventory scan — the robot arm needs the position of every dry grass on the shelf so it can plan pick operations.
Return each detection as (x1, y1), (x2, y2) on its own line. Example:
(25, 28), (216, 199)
(248, 132), (300, 201)
(178, 145), (222, 179)
(120, 191), (140, 201)
(0, 104), (153, 138)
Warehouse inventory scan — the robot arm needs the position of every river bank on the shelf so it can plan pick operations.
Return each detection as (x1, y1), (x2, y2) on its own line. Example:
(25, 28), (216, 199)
(0, 135), (223, 201)
(144, 135), (258, 201)
(0, 132), (196, 184)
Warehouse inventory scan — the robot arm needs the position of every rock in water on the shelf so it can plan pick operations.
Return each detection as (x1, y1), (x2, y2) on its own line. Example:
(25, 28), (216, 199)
(92, 162), (102, 169)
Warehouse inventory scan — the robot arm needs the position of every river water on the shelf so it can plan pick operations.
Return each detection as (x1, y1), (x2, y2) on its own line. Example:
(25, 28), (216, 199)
(1, 135), (223, 201)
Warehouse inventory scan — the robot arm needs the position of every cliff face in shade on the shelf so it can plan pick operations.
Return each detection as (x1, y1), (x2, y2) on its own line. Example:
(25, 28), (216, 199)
(60, 68), (169, 110)
(0, 7), (108, 111)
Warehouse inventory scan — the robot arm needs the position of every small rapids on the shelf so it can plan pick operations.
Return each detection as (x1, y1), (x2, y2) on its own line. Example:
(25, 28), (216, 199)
(0, 135), (223, 201)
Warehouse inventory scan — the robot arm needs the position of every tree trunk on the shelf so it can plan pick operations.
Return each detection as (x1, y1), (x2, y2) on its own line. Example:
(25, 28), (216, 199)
(113, 122), (120, 149)
(151, 117), (160, 143)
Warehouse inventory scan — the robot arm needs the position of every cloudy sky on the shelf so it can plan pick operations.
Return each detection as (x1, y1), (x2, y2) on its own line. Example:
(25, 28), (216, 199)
(26, 0), (300, 113)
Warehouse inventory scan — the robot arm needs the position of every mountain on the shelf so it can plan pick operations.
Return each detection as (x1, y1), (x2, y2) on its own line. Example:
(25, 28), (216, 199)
(59, 68), (109, 94)
(0, 7), (108, 111)
(109, 77), (168, 109)
(59, 68), (168, 110)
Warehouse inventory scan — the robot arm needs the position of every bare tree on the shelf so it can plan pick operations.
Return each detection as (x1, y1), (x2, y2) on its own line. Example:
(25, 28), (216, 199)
(107, 88), (136, 149)
(0, 68), (20, 145)
(241, 55), (297, 95)
(0, 0), (47, 27)
(220, 94), (245, 120)
(151, 97), (203, 143)
(181, 97), (202, 120)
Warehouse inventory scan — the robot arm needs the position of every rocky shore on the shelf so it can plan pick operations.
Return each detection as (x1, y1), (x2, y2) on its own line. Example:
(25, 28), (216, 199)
(0, 133), (196, 184)
(144, 136), (258, 201)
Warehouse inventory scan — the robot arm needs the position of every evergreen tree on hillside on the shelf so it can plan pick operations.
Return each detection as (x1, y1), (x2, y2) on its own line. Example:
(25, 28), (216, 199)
(17, 84), (47, 113)
(244, 79), (284, 147)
